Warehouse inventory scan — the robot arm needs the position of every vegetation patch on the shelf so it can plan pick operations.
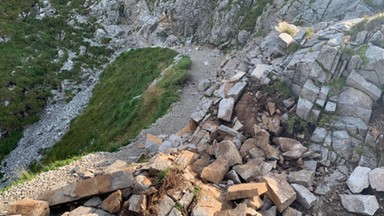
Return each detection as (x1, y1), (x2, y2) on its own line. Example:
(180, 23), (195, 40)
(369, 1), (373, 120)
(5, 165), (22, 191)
(31, 48), (190, 171)
(238, 0), (273, 32)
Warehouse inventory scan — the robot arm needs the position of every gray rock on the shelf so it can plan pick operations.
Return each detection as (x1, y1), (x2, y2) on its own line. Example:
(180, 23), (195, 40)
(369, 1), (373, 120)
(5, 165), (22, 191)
(346, 70), (382, 101)
(314, 184), (331, 196)
(303, 160), (318, 172)
(347, 55), (362, 72)
(288, 170), (315, 188)
(300, 80), (319, 103)
(317, 45), (338, 72)
(227, 82), (247, 101)
(168, 208), (182, 216)
(296, 98), (313, 120)
(319, 86), (330, 100)
(128, 195), (147, 213)
(369, 30), (384, 48)
(339, 194), (379, 216)
(315, 99), (326, 108)
(218, 98), (235, 122)
(279, 33), (294, 48)
(332, 131), (353, 160)
(324, 101), (336, 113)
(291, 184), (317, 209)
(217, 125), (246, 141)
(311, 127), (327, 143)
(283, 98), (295, 109)
(197, 79), (211, 92)
(355, 30), (368, 45)
(260, 206), (277, 216)
(238, 30), (251, 46)
(191, 97), (213, 123)
(214, 140), (242, 167)
(338, 87), (373, 123)
(251, 64), (270, 79)
(84, 196), (102, 207)
(283, 207), (302, 216)
(156, 195), (175, 216)
(346, 166), (371, 194)
(369, 167), (384, 191)
(338, 116), (368, 139)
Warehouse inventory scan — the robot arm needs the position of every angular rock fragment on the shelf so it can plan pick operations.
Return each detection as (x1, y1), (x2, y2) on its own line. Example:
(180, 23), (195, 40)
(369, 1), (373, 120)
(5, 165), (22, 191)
(340, 194), (379, 216)
(346, 166), (371, 194)
(128, 195), (147, 213)
(101, 190), (122, 213)
(227, 82), (247, 101)
(226, 183), (268, 200)
(369, 167), (384, 191)
(201, 157), (230, 184)
(218, 98), (235, 122)
(291, 184), (317, 209)
(263, 173), (296, 212)
(214, 140), (242, 166)
(7, 199), (49, 216)
(288, 170), (314, 188)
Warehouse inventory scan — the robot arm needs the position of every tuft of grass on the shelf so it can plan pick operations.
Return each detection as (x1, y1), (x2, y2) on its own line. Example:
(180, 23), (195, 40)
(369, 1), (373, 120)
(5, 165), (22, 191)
(356, 44), (369, 66)
(193, 185), (201, 197)
(155, 167), (170, 185)
(33, 48), (189, 171)
(328, 77), (346, 96)
(304, 28), (314, 39)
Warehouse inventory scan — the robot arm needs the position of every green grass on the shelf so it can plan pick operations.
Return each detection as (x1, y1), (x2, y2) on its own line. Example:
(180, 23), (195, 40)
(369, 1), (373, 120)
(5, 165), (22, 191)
(328, 77), (346, 96)
(31, 48), (190, 171)
(238, 0), (273, 32)
(0, 0), (111, 161)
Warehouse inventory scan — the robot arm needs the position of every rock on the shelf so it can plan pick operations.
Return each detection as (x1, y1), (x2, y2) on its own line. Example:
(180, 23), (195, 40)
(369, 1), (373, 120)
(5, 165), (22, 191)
(233, 159), (264, 181)
(317, 45), (338, 72)
(302, 160), (317, 172)
(331, 131), (353, 160)
(217, 124), (246, 141)
(251, 64), (270, 79)
(155, 195), (175, 216)
(225, 71), (246, 83)
(133, 175), (152, 192)
(176, 120), (198, 136)
(369, 30), (384, 48)
(242, 196), (263, 210)
(145, 134), (163, 154)
(324, 101), (337, 113)
(226, 183), (268, 200)
(227, 82), (247, 101)
(84, 196), (102, 207)
(338, 87), (373, 123)
(300, 80), (319, 103)
(226, 170), (242, 184)
(369, 167), (384, 191)
(288, 170), (315, 188)
(148, 153), (173, 175)
(198, 79), (212, 92)
(283, 98), (295, 109)
(191, 97), (213, 123)
(40, 171), (135, 206)
(346, 166), (371, 194)
(291, 184), (317, 209)
(179, 190), (195, 208)
(63, 206), (109, 216)
(260, 206), (277, 216)
(192, 184), (222, 216)
(311, 127), (327, 143)
(175, 150), (199, 168)
(314, 184), (331, 196)
(101, 190), (122, 213)
(214, 203), (248, 216)
(346, 70), (381, 101)
(218, 98), (235, 122)
(214, 140), (242, 166)
(279, 33), (294, 48)
(296, 98), (313, 120)
(355, 30), (368, 45)
(273, 137), (307, 159)
(7, 199), (49, 216)
(340, 194), (379, 216)
(128, 195), (147, 213)
(267, 102), (276, 115)
(263, 173), (296, 212)
(201, 157), (230, 184)
(283, 207), (302, 216)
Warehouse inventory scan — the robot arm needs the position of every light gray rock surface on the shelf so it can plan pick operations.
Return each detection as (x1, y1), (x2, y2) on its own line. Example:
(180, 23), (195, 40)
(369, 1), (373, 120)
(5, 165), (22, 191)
(346, 166), (371, 194)
(340, 194), (379, 216)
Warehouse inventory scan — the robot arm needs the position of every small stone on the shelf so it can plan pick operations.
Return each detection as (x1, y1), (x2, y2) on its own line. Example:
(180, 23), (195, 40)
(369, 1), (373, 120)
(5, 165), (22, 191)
(273, 137), (307, 159)
(217, 125), (246, 141)
(346, 166), (371, 194)
(226, 170), (242, 184)
(175, 150), (199, 168)
(291, 184), (317, 209)
(242, 196), (263, 210)
(156, 195), (175, 216)
(300, 80), (319, 103)
(267, 102), (276, 115)
(340, 194), (379, 216)
(201, 157), (230, 184)
(260, 206), (277, 216)
(101, 190), (122, 214)
(369, 167), (384, 191)
(218, 98), (235, 122)
(84, 196), (102, 207)
(283, 207), (302, 216)
(128, 195), (147, 213)
(283, 98), (295, 109)
(311, 127), (327, 143)
(251, 64), (270, 79)
(7, 199), (49, 216)
(324, 101), (336, 113)
(179, 190), (195, 208)
(214, 203), (248, 216)
(288, 170), (315, 188)
(263, 173), (296, 212)
(226, 183), (268, 200)
(233, 159), (264, 181)
(168, 208), (182, 216)
(191, 97), (213, 123)
(192, 185), (222, 216)
(198, 79), (211, 92)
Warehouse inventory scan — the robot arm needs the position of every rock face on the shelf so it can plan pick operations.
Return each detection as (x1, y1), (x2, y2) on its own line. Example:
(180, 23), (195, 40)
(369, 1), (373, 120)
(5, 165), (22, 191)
(339, 194), (379, 216)
(7, 199), (49, 216)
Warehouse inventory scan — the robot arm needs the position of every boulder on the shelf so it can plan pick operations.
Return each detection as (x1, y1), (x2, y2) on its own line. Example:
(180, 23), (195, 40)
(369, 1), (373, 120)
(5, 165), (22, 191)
(226, 183), (268, 200)
(338, 87), (373, 123)
(227, 82), (247, 101)
(156, 195), (175, 216)
(201, 157), (230, 184)
(316, 45), (338, 72)
(300, 80), (319, 103)
(346, 166), (371, 194)
(311, 127), (327, 143)
(263, 173), (296, 212)
(175, 150), (199, 168)
(369, 167), (384, 191)
(331, 131), (353, 160)
(273, 137), (307, 159)
(214, 140), (242, 166)
(346, 70), (381, 101)
(40, 171), (135, 206)
(7, 199), (49, 216)
(128, 195), (147, 213)
(291, 184), (317, 209)
(145, 134), (163, 154)
(252, 64), (270, 79)
(233, 159), (264, 181)
(288, 170), (314, 188)
(192, 185), (222, 216)
(340, 194), (379, 216)
(148, 154), (173, 175)
(296, 98), (313, 120)
(101, 190), (122, 213)
(218, 98), (235, 122)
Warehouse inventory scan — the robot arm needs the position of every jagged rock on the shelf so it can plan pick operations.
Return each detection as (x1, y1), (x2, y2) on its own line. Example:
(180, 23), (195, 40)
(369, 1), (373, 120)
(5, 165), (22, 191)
(127, 195), (147, 213)
(226, 170), (242, 184)
(300, 80), (319, 103)
(214, 140), (242, 166)
(331, 131), (353, 160)
(291, 184), (317, 209)
(7, 198), (49, 216)
(324, 101), (336, 113)
(273, 137), (307, 159)
(214, 203), (249, 216)
(355, 30), (368, 45)
(192, 184), (222, 216)
(101, 190), (122, 213)
(302, 160), (318, 172)
(175, 150), (199, 168)
(191, 97), (213, 123)
(263, 173), (296, 212)
(314, 184), (331, 196)
(40, 171), (135, 206)
(226, 183), (267, 200)
(233, 159), (265, 181)
(198, 79), (212, 92)
(283, 207), (302, 216)
(253, 130), (280, 160)
(252, 64), (270, 79)
(201, 157), (230, 184)
(148, 154), (173, 175)
(84, 196), (102, 207)
(62, 206), (112, 216)
(218, 98), (235, 122)
(278, 33), (294, 48)
(134, 175), (152, 192)
(156, 195), (175, 216)
(217, 125), (246, 141)
(296, 98), (313, 120)
(179, 190), (195, 208)
(227, 82), (247, 101)
(288, 170), (314, 188)
(317, 45), (338, 72)
(311, 127), (327, 143)
(369, 30), (384, 48)
(168, 208), (183, 216)
(260, 206), (277, 216)
(145, 134), (163, 154)
(242, 196), (263, 210)
(369, 167), (384, 191)
(340, 194), (379, 216)
(346, 70), (382, 101)
(346, 166), (371, 194)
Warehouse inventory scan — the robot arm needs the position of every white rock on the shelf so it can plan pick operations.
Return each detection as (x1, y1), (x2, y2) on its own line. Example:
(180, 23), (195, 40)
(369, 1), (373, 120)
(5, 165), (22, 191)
(340, 194), (379, 216)
(291, 184), (317, 209)
(218, 98), (235, 122)
(369, 167), (384, 191)
(346, 166), (371, 193)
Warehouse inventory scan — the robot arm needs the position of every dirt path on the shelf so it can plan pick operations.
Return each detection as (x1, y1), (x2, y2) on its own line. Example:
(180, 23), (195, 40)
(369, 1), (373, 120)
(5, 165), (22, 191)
(0, 46), (223, 212)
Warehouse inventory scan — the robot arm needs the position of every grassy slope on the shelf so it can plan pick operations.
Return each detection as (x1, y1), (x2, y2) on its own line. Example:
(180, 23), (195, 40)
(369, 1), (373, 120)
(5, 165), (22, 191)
(31, 47), (191, 170)
(0, 0), (111, 160)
